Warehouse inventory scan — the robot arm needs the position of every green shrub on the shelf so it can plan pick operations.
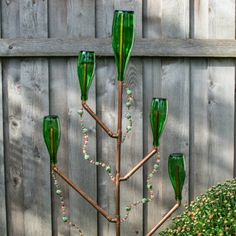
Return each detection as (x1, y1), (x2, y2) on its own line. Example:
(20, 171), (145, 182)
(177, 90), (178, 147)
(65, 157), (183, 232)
(160, 179), (236, 236)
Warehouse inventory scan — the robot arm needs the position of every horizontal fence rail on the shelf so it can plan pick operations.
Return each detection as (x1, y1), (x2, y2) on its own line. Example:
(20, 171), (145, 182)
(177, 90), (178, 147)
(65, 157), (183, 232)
(1, 38), (236, 57)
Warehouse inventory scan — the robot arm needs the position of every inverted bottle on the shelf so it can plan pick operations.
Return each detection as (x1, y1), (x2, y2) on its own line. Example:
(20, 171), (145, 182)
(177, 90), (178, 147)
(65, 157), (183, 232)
(77, 51), (96, 101)
(168, 153), (186, 201)
(112, 10), (135, 81)
(149, 98), (168, 147)
(43, 115), (61, 165)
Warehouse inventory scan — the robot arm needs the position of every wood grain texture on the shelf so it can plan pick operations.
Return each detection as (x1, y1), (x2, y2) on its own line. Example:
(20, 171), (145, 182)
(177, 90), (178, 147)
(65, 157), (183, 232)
(2, 1), (24, 235)
(20, 0), (51, 235)
(116, 2), (144, 235)
(67, 1), (97, 235)
(190, 0), (235, 200)
(2, 38), (236, 57)
(95, 2), (117, 235)
(143, 0), (163, 234)
(155, 1), (190, 235)
(96, 1), (143, 235)
(49, 1), (97, 236)
(2, 0), (51, 235)
(48, 1), (71, 235)
(0, 0), (7, 233)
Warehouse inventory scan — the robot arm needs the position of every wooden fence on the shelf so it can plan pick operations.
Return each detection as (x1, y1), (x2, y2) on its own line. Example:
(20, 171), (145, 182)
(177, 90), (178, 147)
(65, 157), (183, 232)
(0, 0), (235, 235)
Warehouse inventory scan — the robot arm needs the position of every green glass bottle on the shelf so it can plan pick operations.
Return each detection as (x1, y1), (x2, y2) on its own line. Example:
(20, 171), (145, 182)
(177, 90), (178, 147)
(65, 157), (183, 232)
(77, 51), (95, 101)
(112, 10), (135, 81)
(149, 98), (168, 147)
(168, 153), (186, 201)
(43, 115), (61, 165)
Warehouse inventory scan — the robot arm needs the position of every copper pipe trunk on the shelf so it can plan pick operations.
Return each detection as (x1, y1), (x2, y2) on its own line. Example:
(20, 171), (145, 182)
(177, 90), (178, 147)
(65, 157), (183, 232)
(115, 81), (123, 236)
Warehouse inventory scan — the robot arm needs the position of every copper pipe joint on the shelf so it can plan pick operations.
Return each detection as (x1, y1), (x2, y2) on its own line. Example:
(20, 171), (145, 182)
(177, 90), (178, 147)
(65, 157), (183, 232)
(120, 147), (158, 181)
(52, 166), (117, 223)
(146, 201), (181, 236)
(82, 101), (118, 138)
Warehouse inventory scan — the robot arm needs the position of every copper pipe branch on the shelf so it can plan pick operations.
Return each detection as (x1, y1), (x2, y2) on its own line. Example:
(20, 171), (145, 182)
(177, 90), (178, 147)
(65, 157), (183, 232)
(120, 148), (158, 181)
(82, 101), (118, 138)
(52, 166), (117, 223)
(146, 201), (181, 236)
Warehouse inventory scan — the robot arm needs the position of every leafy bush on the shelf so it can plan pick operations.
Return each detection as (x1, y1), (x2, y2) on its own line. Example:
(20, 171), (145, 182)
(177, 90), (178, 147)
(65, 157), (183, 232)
(160, 179), (236, 236)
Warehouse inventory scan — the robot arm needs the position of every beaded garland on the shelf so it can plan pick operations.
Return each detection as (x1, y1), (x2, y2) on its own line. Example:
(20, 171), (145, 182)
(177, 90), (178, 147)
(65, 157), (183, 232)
(121, 151), (161, 222)
(77, 108), (115, 182)
(51, 86), (161, 233)
(51, 170), (84, 236)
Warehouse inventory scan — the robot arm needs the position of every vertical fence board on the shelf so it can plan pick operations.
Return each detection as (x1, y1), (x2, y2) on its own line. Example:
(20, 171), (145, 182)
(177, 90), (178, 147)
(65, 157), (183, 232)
(158, 0), (190, 234)
(116, 1), (144, 235)
(0, 0), (7, 233)
(48, 1), (69, 235)
(96, 1), (143, 235)
(190, 0), (235, 199)
(2, 1), (24, 235)
(20, 0), (51, 235)
(67, 1), (97, 235)
(143, 0), (163, 234)
(49, 1), (97, 236)
(96, 2), (117, 235)
(208, 0), (235, 186)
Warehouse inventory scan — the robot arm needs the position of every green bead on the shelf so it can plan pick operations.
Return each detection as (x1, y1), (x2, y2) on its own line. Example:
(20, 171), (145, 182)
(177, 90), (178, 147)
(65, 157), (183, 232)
(126, 102), (131, 107)
(149, 173), (153, 178)
(84, 154), (90, 160)
(78, 109), (84, 115)
(77, 51), (95, 101)
(62, 216), (69, 222)
(106, 166), (111, 173)
(142, 198), (149, 204)
(43, 115), (61, 165)
(147, 184), (153, 189)
(82, 128), (88, 134)
(150, 98), (168, 147)
(112, 10), (135, 81)
(56, 189), (62, 195)
(154, 164), (159, 170)
(126, 113), (132, 119)
(95, 161), (100, 166)
(125, 206), (131, 211)
(127, 125), (132, 131)
(126, 88), (132, 95)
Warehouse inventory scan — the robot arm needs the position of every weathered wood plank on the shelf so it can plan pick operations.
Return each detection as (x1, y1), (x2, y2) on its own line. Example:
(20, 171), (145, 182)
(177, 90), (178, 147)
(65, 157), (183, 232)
(2, 38), (236, 57)
(2, 1), (24, 235)
(96, 2), (143, 235)
(19, 0), (51, 235)
(2, 0), (51, 235)
(190, 0), (235, 199)
(0, 0), (7, 233)
(49, 1), (97, 236)
(116, 2), (144, 235)
(143, 0), (163, 234)
(67, 1), (97, 236)
(48, 1), (71, 235)
(155, 1), (190, 234)
(95, 2), (117, 235)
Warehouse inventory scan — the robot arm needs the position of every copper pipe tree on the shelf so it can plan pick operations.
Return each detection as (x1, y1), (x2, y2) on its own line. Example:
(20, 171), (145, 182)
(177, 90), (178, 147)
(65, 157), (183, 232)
(43, 10), (186, 236)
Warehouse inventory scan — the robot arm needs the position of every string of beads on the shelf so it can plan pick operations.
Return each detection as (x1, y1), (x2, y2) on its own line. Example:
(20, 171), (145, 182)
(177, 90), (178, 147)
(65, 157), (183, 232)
(77, 108), (115, 182)
(122, 86), (134, 142)
(120, 150), (161, 222)
(51, 170), (84, 236)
